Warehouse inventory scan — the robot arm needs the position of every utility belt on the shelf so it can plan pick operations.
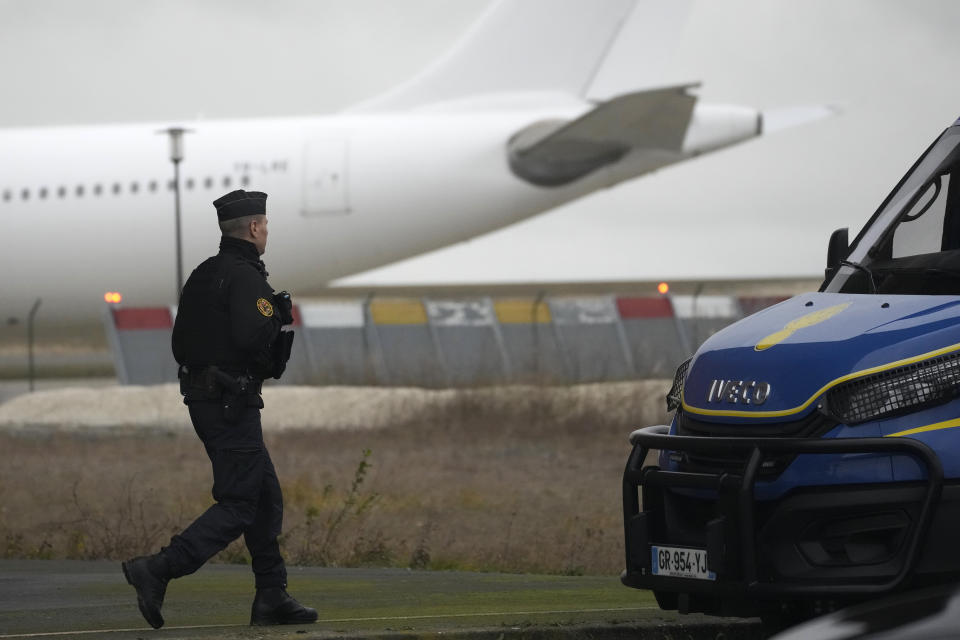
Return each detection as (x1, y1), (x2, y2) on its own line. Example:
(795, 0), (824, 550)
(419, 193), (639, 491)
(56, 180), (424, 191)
(178, 365), (263, 422)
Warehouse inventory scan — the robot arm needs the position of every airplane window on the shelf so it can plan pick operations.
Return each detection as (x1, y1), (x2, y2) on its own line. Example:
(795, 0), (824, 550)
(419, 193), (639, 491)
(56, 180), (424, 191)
(148, 180), (157, 192)
(21, 189), (29, 201)
(57, 186), (66, 198)
(223, 176), (232, 188)
(130, 182), (139, 194)
(93, 184), (103, 196)
(185, 178), (195, 190)
(39, 187), (48, 200)
(167, 179), (175, 191)
(203, 177), (213, 189)
(112, 183), (121, 195)
(76, 185), (85, 197)
(2, 190), (10, 202)
(241, 175), (250, 187)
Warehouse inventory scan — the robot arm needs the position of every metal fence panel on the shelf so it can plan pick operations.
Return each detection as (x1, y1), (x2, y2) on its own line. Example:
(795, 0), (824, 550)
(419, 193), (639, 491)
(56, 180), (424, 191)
(493, 299), (568, 383)
(368, 300), (444, 387)
(549, 297), (632, 382)
(426, 299), (506, 386)
(298, 301), (371, 384)
(107, 307), (178, 385)
(300, 327), (371, 384)
(616, 297), (687, 378)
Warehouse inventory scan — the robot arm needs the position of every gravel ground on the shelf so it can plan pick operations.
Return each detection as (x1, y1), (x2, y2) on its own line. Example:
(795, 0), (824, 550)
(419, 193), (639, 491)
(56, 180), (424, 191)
(0, 377), (116, 404)
(0, 381), (669, 434)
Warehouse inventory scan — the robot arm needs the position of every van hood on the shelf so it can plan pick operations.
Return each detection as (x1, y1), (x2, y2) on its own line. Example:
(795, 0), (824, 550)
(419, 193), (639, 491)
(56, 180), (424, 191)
(681, 293), (960, 421)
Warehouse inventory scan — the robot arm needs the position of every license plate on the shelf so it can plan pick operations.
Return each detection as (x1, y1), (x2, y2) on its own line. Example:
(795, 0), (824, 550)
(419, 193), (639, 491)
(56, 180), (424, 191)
(651, 545), (716, 581)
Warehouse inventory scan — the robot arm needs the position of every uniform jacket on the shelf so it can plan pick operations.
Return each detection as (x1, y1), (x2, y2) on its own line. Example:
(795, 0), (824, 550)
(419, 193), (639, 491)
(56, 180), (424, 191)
(172, 236), (282, 378)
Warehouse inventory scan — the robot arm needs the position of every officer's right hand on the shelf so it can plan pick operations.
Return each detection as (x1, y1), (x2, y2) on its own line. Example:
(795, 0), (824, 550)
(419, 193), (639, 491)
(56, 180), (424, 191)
(273, 291), (295, 325)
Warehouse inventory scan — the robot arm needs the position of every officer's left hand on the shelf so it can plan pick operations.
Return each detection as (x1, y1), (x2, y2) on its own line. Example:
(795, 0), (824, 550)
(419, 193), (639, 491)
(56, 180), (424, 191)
(273, 291), (295, 325)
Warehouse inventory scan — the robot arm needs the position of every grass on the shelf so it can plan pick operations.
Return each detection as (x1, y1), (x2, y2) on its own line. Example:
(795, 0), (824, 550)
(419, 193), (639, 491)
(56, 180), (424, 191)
(0, 560), (709, 639)
(0, 381), (670, 575)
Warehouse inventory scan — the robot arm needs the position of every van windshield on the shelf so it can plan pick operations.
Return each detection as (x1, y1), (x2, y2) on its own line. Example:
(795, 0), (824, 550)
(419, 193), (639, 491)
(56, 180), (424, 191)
(825, 126), (960, 295)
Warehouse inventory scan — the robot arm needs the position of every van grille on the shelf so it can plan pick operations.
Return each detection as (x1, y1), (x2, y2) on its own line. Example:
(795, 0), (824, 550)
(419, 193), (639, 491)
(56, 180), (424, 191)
(674, 410), (837, 478)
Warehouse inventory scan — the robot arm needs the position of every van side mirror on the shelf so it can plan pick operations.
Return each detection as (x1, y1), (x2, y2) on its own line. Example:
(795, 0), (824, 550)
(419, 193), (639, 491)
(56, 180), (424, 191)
(825, 227), (849, 281)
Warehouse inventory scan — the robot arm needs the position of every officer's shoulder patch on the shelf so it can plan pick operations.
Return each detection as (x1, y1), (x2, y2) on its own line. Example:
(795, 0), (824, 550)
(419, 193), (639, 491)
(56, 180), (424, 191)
(257, 297), (274, 317)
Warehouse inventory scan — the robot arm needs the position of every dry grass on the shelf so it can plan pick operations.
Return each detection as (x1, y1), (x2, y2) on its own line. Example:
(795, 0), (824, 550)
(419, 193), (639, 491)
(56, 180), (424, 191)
(0, 381), (670, 575)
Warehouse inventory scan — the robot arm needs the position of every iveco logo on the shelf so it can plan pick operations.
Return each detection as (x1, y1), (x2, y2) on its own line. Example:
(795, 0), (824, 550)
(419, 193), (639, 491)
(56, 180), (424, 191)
(707, 380), (772, 405)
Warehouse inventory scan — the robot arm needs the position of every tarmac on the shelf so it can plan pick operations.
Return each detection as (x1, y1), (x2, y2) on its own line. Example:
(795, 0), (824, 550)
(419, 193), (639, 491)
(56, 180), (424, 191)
(0, 560), (764, 640)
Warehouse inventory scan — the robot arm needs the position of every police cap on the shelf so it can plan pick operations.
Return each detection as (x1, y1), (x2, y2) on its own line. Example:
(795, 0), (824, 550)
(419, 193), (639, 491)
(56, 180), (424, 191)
(213, 189), (267, 221)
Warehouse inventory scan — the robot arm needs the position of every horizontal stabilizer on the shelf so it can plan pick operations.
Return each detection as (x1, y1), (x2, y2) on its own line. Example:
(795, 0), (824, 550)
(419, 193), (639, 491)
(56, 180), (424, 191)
(508, 85), (697, 187)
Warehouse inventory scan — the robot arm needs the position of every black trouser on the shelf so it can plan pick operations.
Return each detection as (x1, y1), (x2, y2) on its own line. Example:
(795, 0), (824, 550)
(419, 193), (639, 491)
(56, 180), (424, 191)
(161, 401), (287, 589)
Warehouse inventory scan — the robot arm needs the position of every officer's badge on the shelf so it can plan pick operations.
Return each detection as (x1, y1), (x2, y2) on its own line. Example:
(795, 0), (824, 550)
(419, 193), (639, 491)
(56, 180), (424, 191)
(257, 298), (274, 317)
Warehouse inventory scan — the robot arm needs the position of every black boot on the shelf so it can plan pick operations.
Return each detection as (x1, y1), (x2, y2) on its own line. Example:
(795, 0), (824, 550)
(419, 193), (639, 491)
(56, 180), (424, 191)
(121, 554), (171, 629)
(250, 587), (318, 625)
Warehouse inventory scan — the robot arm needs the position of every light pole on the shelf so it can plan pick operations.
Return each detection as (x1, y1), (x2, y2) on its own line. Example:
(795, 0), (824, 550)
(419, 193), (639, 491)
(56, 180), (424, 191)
(158, 127), (193, 300)
(27, 298), (41, 392)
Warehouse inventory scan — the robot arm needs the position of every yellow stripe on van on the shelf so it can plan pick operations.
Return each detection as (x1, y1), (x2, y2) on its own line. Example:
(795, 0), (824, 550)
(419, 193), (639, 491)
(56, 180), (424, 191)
(887, 417), (960, 438)
(494, 300), (552, 324)
(370, 300), (428, 325)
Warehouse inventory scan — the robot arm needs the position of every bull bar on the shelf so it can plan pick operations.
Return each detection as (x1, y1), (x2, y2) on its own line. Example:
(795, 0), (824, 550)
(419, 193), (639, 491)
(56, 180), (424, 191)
(621, 424), (945, 598)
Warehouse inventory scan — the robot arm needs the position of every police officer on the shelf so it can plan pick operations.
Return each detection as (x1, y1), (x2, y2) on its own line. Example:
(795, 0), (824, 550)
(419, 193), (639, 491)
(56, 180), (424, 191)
(122, 190), (317, 628)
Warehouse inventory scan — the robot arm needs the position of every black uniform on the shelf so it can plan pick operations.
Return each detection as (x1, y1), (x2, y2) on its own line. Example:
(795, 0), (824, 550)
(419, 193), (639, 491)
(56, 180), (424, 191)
(164, 234), (292, 589)
(122, 190), (313, 630)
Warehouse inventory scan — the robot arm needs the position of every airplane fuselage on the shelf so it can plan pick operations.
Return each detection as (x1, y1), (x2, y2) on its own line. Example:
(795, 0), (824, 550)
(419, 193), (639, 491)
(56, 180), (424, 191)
(3, 98), (765, 321)
(4, 107), (604, 317)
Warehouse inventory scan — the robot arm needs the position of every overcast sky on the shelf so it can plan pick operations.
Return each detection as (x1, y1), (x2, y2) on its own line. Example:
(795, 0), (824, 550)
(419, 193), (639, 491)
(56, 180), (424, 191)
(2, 0), (959, 286)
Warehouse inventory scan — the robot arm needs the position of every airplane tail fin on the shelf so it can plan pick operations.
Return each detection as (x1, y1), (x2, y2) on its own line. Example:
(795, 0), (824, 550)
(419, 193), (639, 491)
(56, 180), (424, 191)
(351, 0), (690, 112)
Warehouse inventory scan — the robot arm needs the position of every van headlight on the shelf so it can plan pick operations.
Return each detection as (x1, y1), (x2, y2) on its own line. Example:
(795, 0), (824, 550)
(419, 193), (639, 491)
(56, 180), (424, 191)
(827, 352), (960, 424)
(666, 358), (691, 412)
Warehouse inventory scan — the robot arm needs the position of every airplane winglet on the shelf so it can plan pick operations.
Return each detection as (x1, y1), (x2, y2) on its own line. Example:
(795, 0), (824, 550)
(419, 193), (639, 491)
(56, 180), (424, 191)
(508, 85), (698, 187)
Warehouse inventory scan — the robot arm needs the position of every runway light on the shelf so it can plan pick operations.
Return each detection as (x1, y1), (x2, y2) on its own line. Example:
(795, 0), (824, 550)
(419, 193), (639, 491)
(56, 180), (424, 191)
(104, 292), (123, 304)
(657, 282), (670, 295)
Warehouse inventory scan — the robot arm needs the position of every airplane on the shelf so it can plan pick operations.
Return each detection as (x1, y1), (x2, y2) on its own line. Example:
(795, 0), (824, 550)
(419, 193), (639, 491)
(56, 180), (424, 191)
(2, 0), (832, 322)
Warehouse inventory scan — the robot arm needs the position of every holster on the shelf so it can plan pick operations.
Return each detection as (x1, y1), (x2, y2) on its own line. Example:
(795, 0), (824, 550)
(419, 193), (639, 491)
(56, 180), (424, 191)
(178, 365), (262, 423)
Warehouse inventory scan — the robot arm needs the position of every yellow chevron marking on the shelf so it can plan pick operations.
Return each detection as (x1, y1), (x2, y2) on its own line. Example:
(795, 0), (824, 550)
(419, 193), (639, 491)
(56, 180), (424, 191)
(755, 302), (851, 351)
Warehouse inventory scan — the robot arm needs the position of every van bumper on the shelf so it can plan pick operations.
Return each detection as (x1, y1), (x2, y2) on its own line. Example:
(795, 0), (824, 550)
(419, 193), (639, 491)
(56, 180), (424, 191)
(622, 425), (951, 616)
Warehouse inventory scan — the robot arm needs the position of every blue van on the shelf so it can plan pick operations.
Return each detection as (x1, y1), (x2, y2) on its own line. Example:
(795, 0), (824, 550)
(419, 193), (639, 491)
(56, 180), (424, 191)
(622, 120), (960, 622)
